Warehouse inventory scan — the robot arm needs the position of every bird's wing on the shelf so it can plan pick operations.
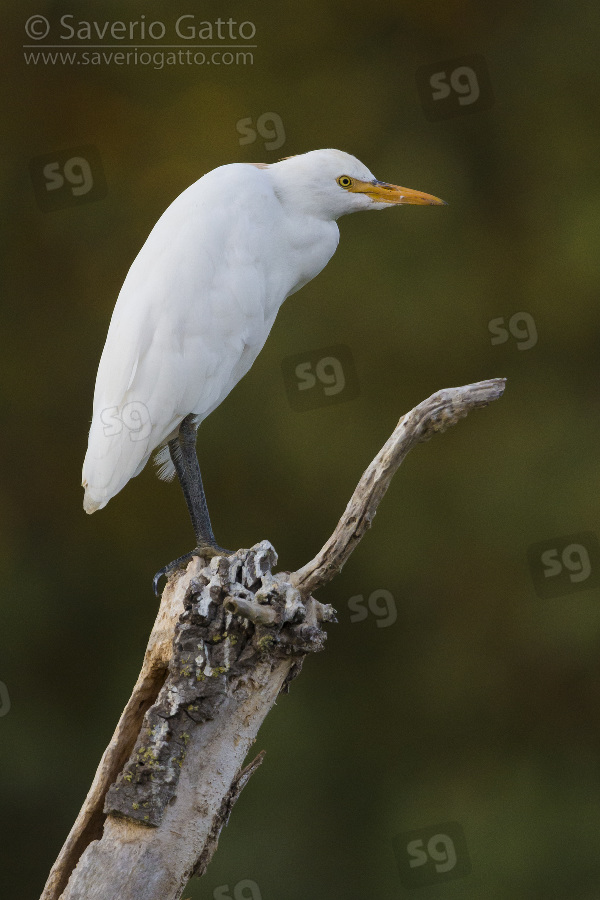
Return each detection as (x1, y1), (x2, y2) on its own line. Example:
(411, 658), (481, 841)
(82, 164), (287, 512)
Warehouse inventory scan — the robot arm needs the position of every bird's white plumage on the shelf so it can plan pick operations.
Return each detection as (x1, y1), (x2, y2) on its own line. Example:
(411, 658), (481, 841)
(82, 149), (412, 513)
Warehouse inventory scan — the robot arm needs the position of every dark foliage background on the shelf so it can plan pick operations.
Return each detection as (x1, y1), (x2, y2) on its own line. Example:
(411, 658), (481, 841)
(2, 1), (600, 897)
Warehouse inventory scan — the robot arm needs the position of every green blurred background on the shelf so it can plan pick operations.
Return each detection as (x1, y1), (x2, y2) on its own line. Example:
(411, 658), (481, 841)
(2, 0), (600, 897)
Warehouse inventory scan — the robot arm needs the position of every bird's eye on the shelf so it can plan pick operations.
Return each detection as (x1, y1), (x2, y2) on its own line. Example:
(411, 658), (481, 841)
(337, 176), (353, 188)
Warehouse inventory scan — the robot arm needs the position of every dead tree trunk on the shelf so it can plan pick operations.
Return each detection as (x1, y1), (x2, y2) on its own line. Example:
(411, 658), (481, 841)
(40, 379), (506, 900)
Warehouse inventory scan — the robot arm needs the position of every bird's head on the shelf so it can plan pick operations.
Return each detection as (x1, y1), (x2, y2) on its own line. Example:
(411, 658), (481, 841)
(269, 149), (446, 220)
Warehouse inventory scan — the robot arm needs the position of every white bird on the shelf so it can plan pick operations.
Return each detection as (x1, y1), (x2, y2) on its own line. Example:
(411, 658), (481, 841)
(82, 149), (445, 592)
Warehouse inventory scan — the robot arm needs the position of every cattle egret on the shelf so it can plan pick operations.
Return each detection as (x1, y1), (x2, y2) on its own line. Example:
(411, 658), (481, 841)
(82, 149), (446, 593)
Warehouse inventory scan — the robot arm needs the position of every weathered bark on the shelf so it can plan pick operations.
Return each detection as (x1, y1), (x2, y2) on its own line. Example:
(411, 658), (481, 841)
(41, 378), (505, 900)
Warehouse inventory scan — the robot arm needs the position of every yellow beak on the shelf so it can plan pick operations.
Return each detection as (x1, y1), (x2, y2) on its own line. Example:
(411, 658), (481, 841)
(349, 179), (447, 206)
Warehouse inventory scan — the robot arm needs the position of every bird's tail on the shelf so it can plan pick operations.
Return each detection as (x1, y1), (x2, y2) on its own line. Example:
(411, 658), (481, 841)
(81, 409), (154, 513)
(82, 479), (106, 514)
(153, 444), (177, 482)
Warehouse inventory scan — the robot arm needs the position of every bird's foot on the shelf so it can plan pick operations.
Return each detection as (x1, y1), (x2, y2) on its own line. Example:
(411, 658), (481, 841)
(153, 543), (234, 597)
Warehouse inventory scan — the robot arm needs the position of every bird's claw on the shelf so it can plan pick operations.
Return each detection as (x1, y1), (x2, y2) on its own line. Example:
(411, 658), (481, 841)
(153, 544), (234, 597)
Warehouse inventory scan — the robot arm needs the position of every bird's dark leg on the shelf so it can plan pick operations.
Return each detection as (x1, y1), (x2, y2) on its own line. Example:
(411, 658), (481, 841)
(175, 415), (219, 547)
(153, 415), (232, 596)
